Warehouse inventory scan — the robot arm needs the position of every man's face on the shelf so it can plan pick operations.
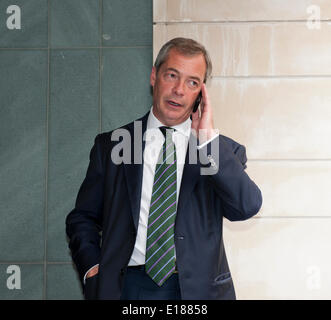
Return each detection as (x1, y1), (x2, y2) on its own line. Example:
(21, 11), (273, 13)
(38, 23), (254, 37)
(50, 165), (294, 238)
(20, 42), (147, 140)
(150, 49), (206, 126)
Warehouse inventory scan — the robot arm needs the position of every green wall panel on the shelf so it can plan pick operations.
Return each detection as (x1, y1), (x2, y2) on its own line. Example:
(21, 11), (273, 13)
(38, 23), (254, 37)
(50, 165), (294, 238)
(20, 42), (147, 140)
(0, 0), (153, 299)
(50, 0), (100, 47)
(0, 264), (43, 300)
(0, 0), (48, 48)
(102, 47), (152, 131)
(47, 49), (100, 262)
(102, 0), (153, 46)
(0, 50), (47, 262)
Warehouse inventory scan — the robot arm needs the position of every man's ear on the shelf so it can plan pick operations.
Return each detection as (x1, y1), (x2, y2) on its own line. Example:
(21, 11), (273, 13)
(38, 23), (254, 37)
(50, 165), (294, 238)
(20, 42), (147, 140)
(150, 66), (156, 87)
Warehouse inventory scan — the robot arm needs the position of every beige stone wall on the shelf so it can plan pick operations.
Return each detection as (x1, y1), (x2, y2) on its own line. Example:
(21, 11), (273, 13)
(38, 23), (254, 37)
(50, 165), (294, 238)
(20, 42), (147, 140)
(153, 0), (331, 299)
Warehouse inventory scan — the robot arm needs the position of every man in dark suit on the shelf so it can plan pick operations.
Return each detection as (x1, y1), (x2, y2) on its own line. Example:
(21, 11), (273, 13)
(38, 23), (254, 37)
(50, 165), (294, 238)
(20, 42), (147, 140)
(66, 37), (262, 300)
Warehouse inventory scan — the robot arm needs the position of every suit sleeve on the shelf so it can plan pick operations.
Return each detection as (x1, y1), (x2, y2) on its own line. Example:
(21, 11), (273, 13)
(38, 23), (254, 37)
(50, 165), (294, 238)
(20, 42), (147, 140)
(198, 135), (262, 221)
(65, 134), (105, 282)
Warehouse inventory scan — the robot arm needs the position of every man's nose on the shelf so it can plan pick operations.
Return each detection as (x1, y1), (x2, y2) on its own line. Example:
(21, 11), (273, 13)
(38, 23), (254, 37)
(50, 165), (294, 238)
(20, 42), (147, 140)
(173, 79), (185, 96)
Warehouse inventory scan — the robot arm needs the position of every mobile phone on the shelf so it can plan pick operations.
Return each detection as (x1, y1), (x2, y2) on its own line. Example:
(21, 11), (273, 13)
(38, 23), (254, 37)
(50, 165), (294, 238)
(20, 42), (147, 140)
(192, 91), (202, 113)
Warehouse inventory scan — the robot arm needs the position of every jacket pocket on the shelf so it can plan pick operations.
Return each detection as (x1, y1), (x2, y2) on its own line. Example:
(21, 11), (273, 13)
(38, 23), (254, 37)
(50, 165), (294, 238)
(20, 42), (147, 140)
(84, 274), (99, 300)
(213, 272), (232, 286)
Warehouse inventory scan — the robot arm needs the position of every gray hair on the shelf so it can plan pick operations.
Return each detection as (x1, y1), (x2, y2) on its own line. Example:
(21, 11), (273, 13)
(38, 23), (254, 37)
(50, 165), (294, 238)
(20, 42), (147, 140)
(154, 37), (212, 83)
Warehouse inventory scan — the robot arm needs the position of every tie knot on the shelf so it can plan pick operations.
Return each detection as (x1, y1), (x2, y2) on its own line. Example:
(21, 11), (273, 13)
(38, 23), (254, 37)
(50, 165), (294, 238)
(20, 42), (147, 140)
(159, 126), (175, 138)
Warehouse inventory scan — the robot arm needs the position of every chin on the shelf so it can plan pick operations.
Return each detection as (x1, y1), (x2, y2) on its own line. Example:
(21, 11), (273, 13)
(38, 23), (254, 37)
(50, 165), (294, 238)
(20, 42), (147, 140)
(166, 113), (190, 126)
(155, 104), (189, 125)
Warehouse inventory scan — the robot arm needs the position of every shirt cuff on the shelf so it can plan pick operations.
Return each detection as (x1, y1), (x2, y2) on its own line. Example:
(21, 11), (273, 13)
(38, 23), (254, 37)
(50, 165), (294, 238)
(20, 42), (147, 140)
(83, 264), (99, 285)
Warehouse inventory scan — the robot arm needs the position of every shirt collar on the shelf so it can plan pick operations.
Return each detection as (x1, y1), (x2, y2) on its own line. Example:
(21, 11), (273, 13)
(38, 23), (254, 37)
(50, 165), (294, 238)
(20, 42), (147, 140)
(147, 105), (192, 138)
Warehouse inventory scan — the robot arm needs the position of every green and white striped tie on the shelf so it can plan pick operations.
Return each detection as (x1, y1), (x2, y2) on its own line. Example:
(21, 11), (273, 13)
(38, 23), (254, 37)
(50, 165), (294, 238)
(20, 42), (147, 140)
(145, 126), (177, 286)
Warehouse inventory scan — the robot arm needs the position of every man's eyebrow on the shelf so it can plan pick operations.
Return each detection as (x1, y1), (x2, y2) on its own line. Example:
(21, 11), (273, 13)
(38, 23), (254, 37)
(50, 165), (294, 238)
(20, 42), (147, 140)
(165, 67), (202, 82)
(165, 67), (179, 74)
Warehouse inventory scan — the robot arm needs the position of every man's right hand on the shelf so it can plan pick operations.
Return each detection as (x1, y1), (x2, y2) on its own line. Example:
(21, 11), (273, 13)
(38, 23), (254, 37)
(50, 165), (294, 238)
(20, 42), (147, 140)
(86, 265), (99, 279)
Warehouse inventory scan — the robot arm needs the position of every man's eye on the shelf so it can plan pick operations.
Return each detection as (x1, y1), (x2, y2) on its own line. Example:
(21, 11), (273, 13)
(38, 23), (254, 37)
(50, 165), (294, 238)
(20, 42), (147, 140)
(188, 80), (198, 88)
(164, 73), (177, 81)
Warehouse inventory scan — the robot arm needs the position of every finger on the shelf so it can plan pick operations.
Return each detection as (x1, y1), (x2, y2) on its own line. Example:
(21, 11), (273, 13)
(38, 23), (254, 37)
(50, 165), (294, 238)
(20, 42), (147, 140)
(200, 83), (211, 113)
(191, 108), (200, 121)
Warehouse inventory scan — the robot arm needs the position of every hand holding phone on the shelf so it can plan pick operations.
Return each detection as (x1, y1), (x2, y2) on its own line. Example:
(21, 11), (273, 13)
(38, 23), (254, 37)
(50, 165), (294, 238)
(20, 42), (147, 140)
(190, 84), (216, 143)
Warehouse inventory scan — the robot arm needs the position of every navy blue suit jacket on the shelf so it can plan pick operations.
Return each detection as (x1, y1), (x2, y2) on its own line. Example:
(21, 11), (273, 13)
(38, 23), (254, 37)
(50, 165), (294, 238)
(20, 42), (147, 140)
(66, 111), (262, 299)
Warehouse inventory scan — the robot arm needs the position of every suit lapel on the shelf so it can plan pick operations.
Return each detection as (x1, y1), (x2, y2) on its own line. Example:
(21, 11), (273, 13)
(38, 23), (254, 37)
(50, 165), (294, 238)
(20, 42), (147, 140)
(176, 133), (201, 217)
(123, 112), (149, 231)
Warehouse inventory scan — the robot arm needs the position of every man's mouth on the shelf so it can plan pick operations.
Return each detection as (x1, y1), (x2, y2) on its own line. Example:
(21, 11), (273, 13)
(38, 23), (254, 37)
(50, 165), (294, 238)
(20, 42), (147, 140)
(167, 100), (182, 107)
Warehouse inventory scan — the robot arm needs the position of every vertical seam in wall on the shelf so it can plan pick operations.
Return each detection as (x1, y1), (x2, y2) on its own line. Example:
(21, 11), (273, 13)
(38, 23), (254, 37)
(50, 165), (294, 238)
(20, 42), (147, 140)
(165, 0), (168, 24)
(152, 0), (154, 60)
(270, 24), (275, 76)
(165, 0), (168, 41)
(43, 0), (50, 300)
(99, 0), (103, 133)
